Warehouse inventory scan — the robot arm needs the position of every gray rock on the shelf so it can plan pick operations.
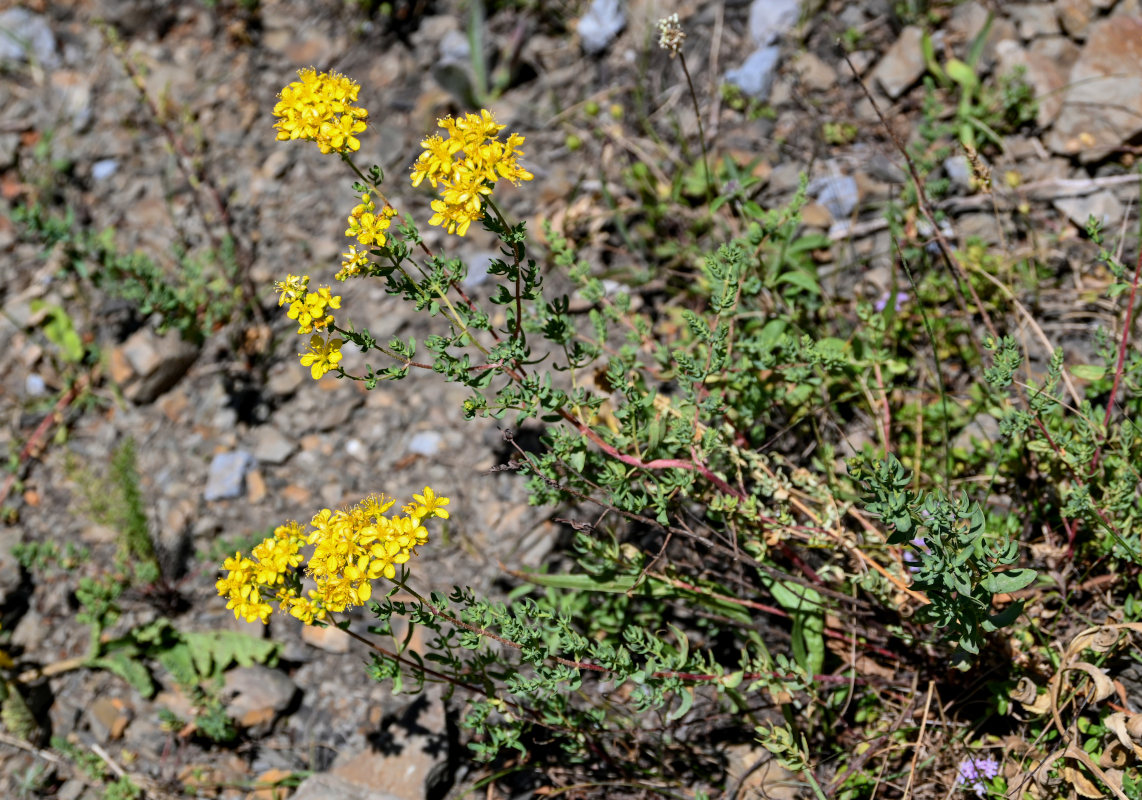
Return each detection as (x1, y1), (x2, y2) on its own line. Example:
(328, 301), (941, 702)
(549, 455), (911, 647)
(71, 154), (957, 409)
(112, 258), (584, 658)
(266, 361), (305, 398)
(1008, 4), (1060, 39)
(291, 774), (404, 800)
(996, 38), (1076, 128)
(953, 413), (1000, 452)
(0, 8), (59, 68)
(309, 395), (363, 433)
(578, 0), (625, 55)
(91, 159), (118, 181)
(748, 0), (801, 46)
(463, 252), (498, 288)
(114, 328), (199, 404)
(790, 51), (835, 92)
(204, 450), (254, 501)
(0, 528), (25, 607)
(943, 155), (974, 191)
(867, 153), (907, 184)
(0, 133), (20, 170)
(871, 26), (926, 99)
(725, 46), (781, 100)
(956, 212), (1004, 245)
(807, 174), (859, 220)
(1052, 190), (1125, 230)
(1057, 0), (1096, 39)
(408, 431), (443, 456)
(1046, 17), (1142, 161)
(24, 373), (46, 396)
(252, 426), (296, 465)
(331, 693), (454, 800)
(223, 665), (299, 733)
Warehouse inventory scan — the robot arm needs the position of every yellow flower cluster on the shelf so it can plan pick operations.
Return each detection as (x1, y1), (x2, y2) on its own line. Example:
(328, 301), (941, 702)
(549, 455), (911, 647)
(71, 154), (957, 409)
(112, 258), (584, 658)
(410, 109), (533, 236)
(339, 193), (397, 280)
(272, 67), (368, 154)
(273, 274), (344, 379)
(217, 488), (451, 625)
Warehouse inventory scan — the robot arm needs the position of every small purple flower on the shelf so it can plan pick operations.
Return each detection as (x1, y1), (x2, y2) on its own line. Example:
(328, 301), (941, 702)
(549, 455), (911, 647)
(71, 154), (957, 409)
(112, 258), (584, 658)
(955, 755), (999, 796)
(874, 290), (909, 313)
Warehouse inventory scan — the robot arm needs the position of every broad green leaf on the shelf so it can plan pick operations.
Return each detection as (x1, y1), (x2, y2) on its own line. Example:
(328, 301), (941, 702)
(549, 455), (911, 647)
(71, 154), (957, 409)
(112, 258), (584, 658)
(981, 568), (1037, 595)
(777, 270), (821, 296)
(1070, 364), (1106, 381)
(946, 58), (978, 90)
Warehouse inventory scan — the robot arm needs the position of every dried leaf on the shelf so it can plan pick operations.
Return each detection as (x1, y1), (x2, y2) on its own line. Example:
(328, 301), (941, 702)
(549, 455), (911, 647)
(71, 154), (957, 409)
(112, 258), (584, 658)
(1013, 676), (1051, 714)
(1067, 661), (1116, 703)
(1099, 740), (1130, 769)
(1062, 765), (1104, 798)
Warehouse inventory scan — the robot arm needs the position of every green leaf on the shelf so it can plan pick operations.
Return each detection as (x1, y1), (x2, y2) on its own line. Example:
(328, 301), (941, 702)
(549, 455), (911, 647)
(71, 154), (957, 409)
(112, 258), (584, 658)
(666, 687), (694, 721)
(89, 653), (155, 698)
(946, 58), (978, 90)
(981, 600), (1025, 633)
(516, 571), (640, 593)
(1070, 364), (1106, 381)
(30, 301), (85, 363)
(981, 568), (1037, 595)
(777, 270), (821, 296)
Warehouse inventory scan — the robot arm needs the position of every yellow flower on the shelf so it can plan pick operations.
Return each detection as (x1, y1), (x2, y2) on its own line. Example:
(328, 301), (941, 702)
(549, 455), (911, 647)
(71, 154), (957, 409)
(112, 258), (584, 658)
(337, 245), (370, 281)
(272, 67), (368, 155)
(218, 489), (450, 624)
(411, 486), (450, 520)
(345, 198), (397, 248)
(411, 109), (532, 237)
(286, 286), (341, 334)
(274, 274), (309, 307)
(299, 334), (343, 380)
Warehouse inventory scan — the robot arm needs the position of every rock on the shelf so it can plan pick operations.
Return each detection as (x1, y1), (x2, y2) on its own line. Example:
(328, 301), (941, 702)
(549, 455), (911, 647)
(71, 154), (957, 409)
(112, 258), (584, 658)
(867, 153), (907, 184)
(0, 8), (59, 68)
(204, 450), (254, 501)
(407, 431), (443, 456)
(1052, 190), (1125, 230)
(725, 46), (781, 100)
(953, 412), (1001, 452)
(996, 38), (1076, 128)
(223, 665), (299, 732)
(1008, 4), (1060, 39)
(291, 774), (404, 800)
(956, 213), (1004, 245)
(252, 426), (295, 465)
(0, 528), (24, 607)
(112, 328), (199, 404)
(91, 159), (118, 181)
(871, 26), (926, 99)
(578, 0), (624, 55)
(463, 252), (497, 288)
(87, 697), (132, 742)
(790, 51), (835, 92)
(747, 0), (801, 46)
(725, 743), (803, 800)
(807, 174), (859, 220)
(331, 693), (454, 800)
(1046, 17), (1142, 161)
(24, 373), (46, 397)
(1057, 0), (1096, 39)
(309, 395), (363, 433)
(943, 155), (974, 191)
(266, 362), (305, 398)
(301, 624), (351, 654)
